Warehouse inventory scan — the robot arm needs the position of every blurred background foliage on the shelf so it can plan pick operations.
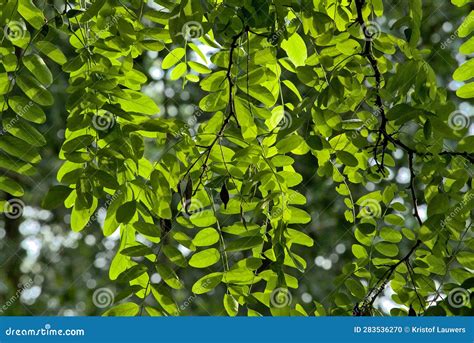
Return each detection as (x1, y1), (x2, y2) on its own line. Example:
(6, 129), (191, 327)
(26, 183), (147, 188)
(0, 0), (472, 316)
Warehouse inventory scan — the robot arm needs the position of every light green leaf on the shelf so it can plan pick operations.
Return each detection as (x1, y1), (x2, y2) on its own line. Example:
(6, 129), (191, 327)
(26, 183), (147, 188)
(36, 41), (67, 65)
(189, 248), (220, 268)
(162, 48), (185, 69)
(18, 0), (44, 29)
(281, 33), (307, 66)
(193, 228), (220, 246)
(224, 294), (239, 316)
(102, 302), (139, 316)
(0, 176), (24, 196)
(189, 210), (217, 227)
(23, 54), (53, 86)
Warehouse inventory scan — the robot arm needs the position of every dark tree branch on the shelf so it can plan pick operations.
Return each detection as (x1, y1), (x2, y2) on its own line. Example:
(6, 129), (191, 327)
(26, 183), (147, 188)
(182, 28), (248, 196)
(354, 0), (473, 226)
(406, 260), (424, 315)
(408, 151), (423, 226)
(355, 240), (422, 315)
(439, 151), (474, 164)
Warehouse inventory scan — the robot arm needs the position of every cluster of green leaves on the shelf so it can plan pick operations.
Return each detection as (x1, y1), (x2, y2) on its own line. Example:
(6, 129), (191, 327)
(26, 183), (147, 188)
(452, 0), (474, 98)
(0, 0), (63, 200)
(2, 0), (472, 316)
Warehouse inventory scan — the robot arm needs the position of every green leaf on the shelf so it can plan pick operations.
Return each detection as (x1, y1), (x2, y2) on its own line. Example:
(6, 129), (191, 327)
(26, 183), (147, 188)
(170, 62), (187, 80)
(188, 61), (211, 74)
(71, 198), (97, 232)
(193, 228), (220, 246)
(451, 0), (471, 6)
(151, 284), (179, 315)
(374, 242), (399, 257)
(0, 153), (35, 176)
(121, 243), (153, 257)
(286, 229), (314, 247)
(162, 48), (185, 69)
(3, 118), (46, 147)
(458, 11), (474, 37)
(36, 41), (67, 65)
(0, 176), (24, 196)
(460, 36), (474, 55)
(380, 227), (402, 243)
(426, 255), (446, 275)
(163, 245), (188, 267)
(336, 151), (358, 167)
(226, 236), (263, 252)
(188, 248), (220, 268)
(275, 135), (303, 154)
(0, 135), (41, 163)
(103, 191), (125, 236)
(336, 39), (361, 55)
(192, 272), (223, 294)
(80, 0), (107, 22)
(234, 97), (257, 141)
(95, 170), (120, 189)
(117, 264), (147, 283)
(223, 294), (239, 316)
(456, 83), (474, 99)
(133, 222), (161, 238)
(155, 264), (183, 290)
(116, 200), (137, 224)
(114, 90), (159, 115)
(189, 210), (217, 227)
(42, 185), (72, 209)
(453, 59), (474, 81)
(8, 96), (46, 124)
(62, 135), (94, 153)
(345, 278), (366, 298)
(102, 302), (139, 316)
(18, 0), (44, 29)
(223, 268), (258, 285)
(281, 33), (307, 66)
(16, 73), (54, 106)
(23, 54), (53, 86)
(0, 73), (10, 95)
(352, 244), (368, 259)
(288, 207), (311, 224)
(457, 251), (474, 269)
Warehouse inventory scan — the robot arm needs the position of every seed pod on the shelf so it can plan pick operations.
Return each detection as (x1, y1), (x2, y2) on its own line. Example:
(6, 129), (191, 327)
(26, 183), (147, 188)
(220, 181), (229, 208)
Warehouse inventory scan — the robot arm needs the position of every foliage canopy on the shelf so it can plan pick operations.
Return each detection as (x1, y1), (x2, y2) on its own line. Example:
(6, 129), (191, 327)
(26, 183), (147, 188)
(0, 0), (473, 316)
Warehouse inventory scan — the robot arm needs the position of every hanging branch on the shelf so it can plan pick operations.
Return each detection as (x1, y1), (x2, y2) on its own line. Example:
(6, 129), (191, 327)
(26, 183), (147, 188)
(405, 260), (424, 315)
(354, 239), (422, 315)
(354, 0), (473, 226)
(408, 151), (423, 225)
(181, 27), (248, 195)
